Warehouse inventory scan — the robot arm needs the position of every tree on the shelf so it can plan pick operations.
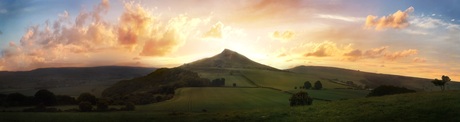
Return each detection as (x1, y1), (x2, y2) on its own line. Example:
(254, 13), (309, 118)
(34, 89), (57, 106)
(79, 101), (93, 112)
(189, 78), (211, 87)
(304, 81), (312, 89)
(432, 75), (451, 91)
(211, 78), (225, 86)
(6, 93), (27, 106)
(314, 81), (323, 90)
(289, 91), (313, 106)
(96, 99), (109, 112)
(367, 85), (415, 97)
(78, 93), (97, 105)
(56, 95), (77, 105)
(121, 102), (135, 111)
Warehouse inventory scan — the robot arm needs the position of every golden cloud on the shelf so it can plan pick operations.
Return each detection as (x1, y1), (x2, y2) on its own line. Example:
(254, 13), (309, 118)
(365, 7), (414, 30)
(0, 0), (205, 70)
(272, 30), (294, 42)
(343, 46), (387, 61)
(384, 49), (418, 61)
(304, 41), (348, 57)
(343, 47), (418, 61)
(203, 22), (223, 38)
(413, 57), (427, 63)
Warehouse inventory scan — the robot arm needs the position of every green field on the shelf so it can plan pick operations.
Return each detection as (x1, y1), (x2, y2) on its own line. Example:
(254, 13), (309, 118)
(2, 91), (459, 122)
(240, 69), (350, 91)
(137, 87), (292, 112)
(189, 67), (366, 101)
(288, 89), (369, 100)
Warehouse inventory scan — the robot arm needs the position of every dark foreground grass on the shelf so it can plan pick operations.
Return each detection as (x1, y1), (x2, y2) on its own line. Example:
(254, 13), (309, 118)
(1, 91), (459, 122)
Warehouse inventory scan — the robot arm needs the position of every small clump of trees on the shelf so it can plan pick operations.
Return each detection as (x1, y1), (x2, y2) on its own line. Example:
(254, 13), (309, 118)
(0, 90), (136, 112)
(289, 91), (313, 106)
(432, 75), (450, 91)
(296, 80), (322, 90)
(211, 78), (225, 86)
(367, 85), (416, 97)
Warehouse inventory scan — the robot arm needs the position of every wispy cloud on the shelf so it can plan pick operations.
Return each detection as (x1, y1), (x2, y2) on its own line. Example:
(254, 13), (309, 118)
(317, 14), (364, 22)
(0, 9), (6, 14)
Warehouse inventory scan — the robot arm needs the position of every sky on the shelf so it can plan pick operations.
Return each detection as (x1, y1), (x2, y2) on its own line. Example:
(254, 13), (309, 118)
(0, 0), (459, 81)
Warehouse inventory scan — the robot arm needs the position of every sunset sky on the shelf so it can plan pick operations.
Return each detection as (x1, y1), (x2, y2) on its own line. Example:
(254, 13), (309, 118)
(0, 0), (459, 80)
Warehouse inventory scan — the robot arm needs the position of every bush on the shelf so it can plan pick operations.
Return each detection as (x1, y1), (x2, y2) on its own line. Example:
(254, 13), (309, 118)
(289, 91), (313, 106)
(79, 101), (93, 112)
(367, 85), (416, 97)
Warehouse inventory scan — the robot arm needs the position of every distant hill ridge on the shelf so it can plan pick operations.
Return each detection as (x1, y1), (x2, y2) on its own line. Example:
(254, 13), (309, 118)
(182, 49), (278, 70)
(0, 66), (156, 96)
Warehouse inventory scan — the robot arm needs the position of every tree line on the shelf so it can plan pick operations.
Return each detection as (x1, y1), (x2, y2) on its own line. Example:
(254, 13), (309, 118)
(0, 89), (135, 112)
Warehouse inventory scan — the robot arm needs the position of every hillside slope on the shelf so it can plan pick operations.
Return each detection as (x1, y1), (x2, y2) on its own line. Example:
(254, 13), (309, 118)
(288, 66), (460, 91)
(102, 68), (210, 104)
(0, 66), (155, 96)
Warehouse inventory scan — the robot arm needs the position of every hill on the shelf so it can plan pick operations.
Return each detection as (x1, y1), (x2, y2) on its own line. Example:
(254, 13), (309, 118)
(182, 49), (278, 71)
(287, 66), (460, 91)
(0, 66), (155, 96)
(102, 68), (210, 104)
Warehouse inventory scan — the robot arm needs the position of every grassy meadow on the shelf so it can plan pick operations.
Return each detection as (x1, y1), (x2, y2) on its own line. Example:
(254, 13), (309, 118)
(137, 87), (292, 112)
(2, 91), (459, 122)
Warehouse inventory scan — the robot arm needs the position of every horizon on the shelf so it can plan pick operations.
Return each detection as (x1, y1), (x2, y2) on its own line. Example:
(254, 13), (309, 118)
(1, 0), (459, 80)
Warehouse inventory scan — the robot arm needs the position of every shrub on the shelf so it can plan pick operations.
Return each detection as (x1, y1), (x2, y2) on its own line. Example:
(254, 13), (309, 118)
(367, 85), (416, 97)
(289, 91), (313, 106)
(79, 101), (93, 112)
